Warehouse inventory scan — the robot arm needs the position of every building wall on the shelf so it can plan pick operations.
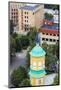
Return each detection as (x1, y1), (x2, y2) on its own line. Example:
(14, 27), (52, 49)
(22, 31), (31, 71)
(9, 2), (25, 25)
(35, 5), (44, 29)
(39, 32), (59, 45)
(18, 9), (22, 32)
(18, 9), (35, 32)
(30, 56), (45, 70)
(18, 5), (44, 32)
(30, 76), (45, 86)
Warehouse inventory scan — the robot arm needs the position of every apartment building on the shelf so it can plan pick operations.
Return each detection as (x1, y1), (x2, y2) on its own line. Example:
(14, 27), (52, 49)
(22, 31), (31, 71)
(9, 2), (25, 25)
(39, 24), (59, 45)
(18, 4), (44, 33)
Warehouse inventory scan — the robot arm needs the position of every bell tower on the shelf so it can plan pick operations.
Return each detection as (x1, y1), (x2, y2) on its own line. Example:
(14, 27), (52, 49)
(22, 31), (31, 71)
(29, 44), (46, 86)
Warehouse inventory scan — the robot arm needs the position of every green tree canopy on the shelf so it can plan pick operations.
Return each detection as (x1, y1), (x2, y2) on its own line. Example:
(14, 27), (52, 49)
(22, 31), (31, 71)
(19, 79), (31, 87)
(44, 13), (53, 20)
(11, 66), (28, 87)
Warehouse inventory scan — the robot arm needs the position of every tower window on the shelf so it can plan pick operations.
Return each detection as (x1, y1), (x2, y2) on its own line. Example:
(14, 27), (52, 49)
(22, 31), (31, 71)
(38, 62), (42, 66)
(33, 62), (36, 67)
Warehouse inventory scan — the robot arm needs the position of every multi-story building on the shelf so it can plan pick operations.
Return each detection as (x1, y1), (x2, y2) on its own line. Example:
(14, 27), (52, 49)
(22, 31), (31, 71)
(18, 4), (44, 33)
(9, 2), (25, 25)
(39, 24), (59, 45)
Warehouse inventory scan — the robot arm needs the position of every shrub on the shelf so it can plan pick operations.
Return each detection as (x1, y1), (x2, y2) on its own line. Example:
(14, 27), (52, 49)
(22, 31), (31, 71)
(19, 79), (31, 87)
(11, 66), (28, 87)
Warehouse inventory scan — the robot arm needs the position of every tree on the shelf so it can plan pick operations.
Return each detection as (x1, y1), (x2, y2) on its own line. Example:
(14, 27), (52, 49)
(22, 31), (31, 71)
(42, 42), (48, 53)
(9, 20), (14, 35)
(11, 66), (28, 87)
(20, 35), (30, 49)
(27, 27), (37, 45)
(53, 74), (59, 85)
(45, 54), (58, 72)
(44, 4), (59, 10)
(19, 79), (31, 87)
(42, 42), (59, 73)
(10, 36), (16, 57)
(44, 13), (53, 20)
(15, 36), (22, 52)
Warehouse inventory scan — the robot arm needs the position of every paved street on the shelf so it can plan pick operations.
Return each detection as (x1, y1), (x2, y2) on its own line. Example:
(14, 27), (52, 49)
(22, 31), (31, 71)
(10, 50), (27, 74)
(45, 73), (56, 85)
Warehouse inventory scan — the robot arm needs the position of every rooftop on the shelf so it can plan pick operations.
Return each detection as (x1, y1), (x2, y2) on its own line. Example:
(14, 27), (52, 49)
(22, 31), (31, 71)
(30, 44), (46, 57)
(20, 4), (40, 11)
(39, 29), (59, 35)
(42, 24), (59, 30)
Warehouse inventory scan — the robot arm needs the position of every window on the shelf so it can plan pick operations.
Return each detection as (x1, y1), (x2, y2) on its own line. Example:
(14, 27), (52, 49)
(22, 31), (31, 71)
(53, 39), (56, 42)
(12, 9), (13, 11)
(27, 12), (28, 14)
(25, 28), (26, 31)
(38, 62), (42, 67)
(14, 16), (15, 18)
(50, 34), (52, 36)
(42, 33), (45, 35)
(53, 34), (56, 36)
(25, 24), (26, 27)
(27, 16), (28, 18)
(57, 40), (59, 42)
(36, 79), (41, 85)
(14, 9), (15, 11)
(25, 12), (28, 14)
(46, 38), (48, 41)
(27, 20), (28, 22)
(39, 80), (41, 84)
(33, 62), (36, 67)
(25, 20), (26, 22)
(42, 38), (45, 40)
(25, 16), (26, 18)
(25, 12), (26, 14)
(46, 33), (48, 35)
(50, 39), (52, 42)
(12, 12), (13, 15)
(33, 12), (34, 15)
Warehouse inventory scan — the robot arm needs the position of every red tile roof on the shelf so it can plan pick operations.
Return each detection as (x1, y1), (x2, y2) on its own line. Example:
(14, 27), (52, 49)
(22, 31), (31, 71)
(39, 28), (59, 35)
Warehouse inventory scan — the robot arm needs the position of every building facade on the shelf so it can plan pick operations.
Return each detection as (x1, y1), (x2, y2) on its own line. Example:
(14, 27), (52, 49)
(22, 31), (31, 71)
(9, 2), (25, 25)
(29, 44), (46, 86)
(39, 28), (59, 45)
(18, 5), (44, 33)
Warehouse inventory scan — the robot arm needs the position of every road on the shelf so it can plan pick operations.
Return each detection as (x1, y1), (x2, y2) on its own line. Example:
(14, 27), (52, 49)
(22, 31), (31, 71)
(45, 73), (56, 85)
(10, 50), (27, 74)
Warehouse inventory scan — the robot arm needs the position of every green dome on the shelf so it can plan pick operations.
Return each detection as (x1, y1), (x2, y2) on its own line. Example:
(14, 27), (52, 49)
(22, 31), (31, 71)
(30, 44), (46, 57)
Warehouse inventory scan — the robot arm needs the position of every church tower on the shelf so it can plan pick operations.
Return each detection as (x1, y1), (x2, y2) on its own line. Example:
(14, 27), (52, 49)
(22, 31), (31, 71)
(29, 44), (46, 86)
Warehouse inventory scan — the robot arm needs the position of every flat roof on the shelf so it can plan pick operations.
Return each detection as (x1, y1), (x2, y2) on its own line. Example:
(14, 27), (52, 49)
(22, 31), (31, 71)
(42, 24), (59, 30)
(20, 4), (40, 11)
(39, 29), (59, 35)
